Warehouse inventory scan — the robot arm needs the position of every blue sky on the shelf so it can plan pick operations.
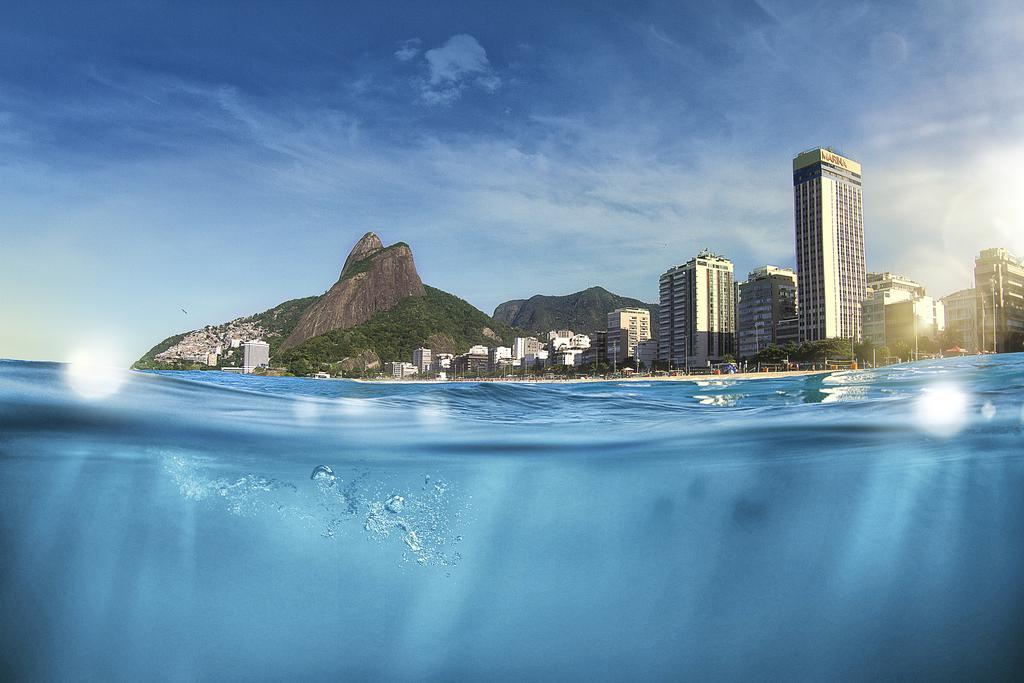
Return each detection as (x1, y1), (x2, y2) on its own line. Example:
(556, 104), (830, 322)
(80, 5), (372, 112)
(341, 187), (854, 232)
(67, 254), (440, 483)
(2, 0), (1022, 364)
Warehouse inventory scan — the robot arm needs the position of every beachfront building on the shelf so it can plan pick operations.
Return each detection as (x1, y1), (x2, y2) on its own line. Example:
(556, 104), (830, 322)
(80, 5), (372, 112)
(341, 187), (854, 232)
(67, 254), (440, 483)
(548, 331), (574, 351)
(607, 307), (652, 365)
(412, 347), (432, 373)
(521, 349), (549, 370)
(883, 297), (945, 356)
(552, 349), (585, 367)
(861, 272), (926, 346)
(974, 247), (1024, 353)
(570, 334), (591, 349)
(432, 353), (454, 371)
(489, 346), (513, 371)
(859, 272), (943, 353)
(242, 340), (270, 374)
(793, 147), (866, 342)
(580, 331), (608, 368)
(635, 339), (658, 368)
(736, 266), (797, 359)
(658, 250), (735, 368)
(941, 288), (979, 352)
(385, 361), (418, 379)
(513, 336), (543, 361)
(776, 317), (799, 346)
(454, 350), (489, 375)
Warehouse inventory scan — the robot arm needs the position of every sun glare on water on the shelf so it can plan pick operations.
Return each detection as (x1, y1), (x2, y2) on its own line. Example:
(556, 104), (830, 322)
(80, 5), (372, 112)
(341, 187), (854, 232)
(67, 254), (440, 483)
(914, 384), (970, 438)
(65, 350), (127, 400)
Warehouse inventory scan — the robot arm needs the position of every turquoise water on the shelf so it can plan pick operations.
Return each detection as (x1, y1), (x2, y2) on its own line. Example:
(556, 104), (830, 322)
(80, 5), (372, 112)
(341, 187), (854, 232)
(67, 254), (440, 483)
(1, 355), (1023, 680)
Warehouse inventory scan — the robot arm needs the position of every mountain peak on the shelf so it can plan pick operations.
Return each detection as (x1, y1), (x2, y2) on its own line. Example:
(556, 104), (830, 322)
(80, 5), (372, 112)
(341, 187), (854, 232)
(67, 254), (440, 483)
(340, 231), (385, 277)
(281, 232), (424, 350)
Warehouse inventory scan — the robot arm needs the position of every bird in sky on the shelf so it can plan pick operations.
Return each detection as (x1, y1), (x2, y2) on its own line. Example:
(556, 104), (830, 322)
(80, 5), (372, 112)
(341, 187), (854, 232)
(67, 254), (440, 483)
(181, 308), (188, 315)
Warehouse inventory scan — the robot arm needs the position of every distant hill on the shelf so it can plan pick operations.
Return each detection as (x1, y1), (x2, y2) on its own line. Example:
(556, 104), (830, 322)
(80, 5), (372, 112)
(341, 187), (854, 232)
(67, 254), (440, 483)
(275, 286), (518, 374)
(492, 286), (659, 338)
(133, 296), (318, 370)
(133, 232), (519, 373)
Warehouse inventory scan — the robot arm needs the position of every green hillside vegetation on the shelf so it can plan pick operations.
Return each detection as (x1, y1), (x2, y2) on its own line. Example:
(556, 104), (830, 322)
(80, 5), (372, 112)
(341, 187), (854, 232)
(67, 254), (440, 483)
(276, 286), (519, 375)
(132, 296), (318, 369)
(134, 331), (190, 368)
(492, 286), (659, 338)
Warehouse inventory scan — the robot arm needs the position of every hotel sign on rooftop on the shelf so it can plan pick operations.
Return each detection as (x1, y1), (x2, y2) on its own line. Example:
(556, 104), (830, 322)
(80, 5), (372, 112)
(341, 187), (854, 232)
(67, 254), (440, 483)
(793, 148), (862, 175)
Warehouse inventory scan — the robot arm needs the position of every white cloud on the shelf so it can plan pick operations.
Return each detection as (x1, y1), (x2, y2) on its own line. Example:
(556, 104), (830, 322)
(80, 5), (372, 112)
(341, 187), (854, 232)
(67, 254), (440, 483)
(394, 38), (421, 62)
(418, 34), (500, 106)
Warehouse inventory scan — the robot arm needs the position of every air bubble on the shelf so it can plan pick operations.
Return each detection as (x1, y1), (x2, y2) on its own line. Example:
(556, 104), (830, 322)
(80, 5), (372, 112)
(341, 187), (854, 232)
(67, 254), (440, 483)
(310, 465), (336, 482)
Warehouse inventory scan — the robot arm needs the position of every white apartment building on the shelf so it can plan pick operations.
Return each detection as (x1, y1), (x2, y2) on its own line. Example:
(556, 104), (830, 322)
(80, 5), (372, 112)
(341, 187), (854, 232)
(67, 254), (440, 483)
(513, 336), (543, 360)
(606, 308), (651, 364)
(658, 251), (735, 367)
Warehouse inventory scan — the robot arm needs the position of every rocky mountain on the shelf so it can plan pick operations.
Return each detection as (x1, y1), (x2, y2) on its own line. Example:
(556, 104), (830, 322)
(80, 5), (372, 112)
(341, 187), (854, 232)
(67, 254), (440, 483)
(280, 232), (424, 350)
(134, 231), (519, 373)
(274, 286), (518, 375)
(492, 286), (659, 338)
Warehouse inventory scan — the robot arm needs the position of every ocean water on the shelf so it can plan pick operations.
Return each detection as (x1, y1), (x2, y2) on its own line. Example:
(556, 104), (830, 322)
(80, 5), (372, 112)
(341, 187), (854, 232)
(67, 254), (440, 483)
(1, 355), (1023, 681)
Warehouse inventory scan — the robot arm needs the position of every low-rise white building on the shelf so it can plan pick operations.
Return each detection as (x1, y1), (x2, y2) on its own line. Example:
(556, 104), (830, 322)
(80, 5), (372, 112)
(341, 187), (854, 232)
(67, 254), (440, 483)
(513, 337), (542, 360)
(570, 334), (591, 349)
(385, 362), (418, 379)
(553, 349), (584, 367)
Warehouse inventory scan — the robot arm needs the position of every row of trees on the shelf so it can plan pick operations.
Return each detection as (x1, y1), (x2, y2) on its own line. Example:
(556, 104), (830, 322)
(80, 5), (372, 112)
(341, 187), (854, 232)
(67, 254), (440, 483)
(747, 336), (948, 366)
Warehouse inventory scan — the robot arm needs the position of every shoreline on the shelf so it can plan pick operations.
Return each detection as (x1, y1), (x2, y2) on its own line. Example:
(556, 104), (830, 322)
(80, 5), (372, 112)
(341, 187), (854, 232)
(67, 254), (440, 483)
(351, 369), (833, 384)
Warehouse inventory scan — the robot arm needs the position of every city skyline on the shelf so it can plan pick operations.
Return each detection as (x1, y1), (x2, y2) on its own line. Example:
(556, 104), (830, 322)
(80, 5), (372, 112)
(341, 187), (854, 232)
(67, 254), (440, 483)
(2, 1), (1023, 366)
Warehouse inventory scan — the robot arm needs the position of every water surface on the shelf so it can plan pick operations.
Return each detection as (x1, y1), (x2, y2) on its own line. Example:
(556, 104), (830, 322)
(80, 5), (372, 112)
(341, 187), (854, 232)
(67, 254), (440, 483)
(1, 355), (1022, 680)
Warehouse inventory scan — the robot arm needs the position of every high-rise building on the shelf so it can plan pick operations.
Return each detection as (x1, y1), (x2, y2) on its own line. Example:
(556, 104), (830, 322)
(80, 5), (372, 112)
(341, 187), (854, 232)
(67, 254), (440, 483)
(242, 340), (270, 374)
(606, 308), (651, 364)
(736, 266), (797, 358)
(658, 250), (735, 367)
(941, 288), (979, 352)
(974, 248), (1024, 353)
(412, 347), (432, 373)
(793, 147), (866, 342)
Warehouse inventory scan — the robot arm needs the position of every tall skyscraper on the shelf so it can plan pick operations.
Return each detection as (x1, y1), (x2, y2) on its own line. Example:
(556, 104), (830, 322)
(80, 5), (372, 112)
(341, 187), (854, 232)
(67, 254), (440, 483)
(793, 147), (866, 342)
(658, 250), (735, 367)
(606, 308), (651, 364)
(736, 266), (798, 358)
(974, 248), (1024, 353)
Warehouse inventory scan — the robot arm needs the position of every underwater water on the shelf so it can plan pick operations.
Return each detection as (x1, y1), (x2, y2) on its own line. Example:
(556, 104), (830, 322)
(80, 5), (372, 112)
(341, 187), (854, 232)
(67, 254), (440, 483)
(1, 355), (1023, 681)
